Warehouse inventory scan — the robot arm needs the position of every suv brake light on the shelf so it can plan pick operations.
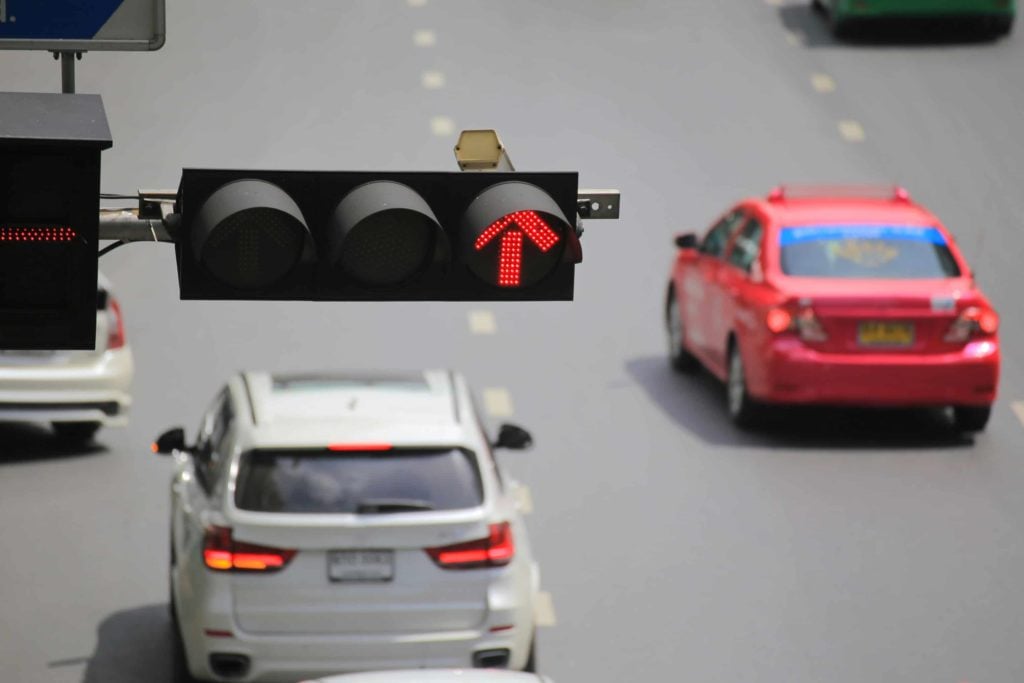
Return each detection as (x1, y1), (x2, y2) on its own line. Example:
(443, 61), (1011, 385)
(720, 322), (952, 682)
(203, 525), (296, 572)
(107, 296), (126, 350)
(425, 522), (514, 569)
(945, 306), (999, 343)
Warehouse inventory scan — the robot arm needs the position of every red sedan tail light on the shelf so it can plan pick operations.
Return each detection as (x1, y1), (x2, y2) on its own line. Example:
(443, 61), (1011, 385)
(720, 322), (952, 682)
(766, 303), (827, 342)
(203, 526), (296, 572)
(425, 522), (514, 569)
(945, 306), (999, 343)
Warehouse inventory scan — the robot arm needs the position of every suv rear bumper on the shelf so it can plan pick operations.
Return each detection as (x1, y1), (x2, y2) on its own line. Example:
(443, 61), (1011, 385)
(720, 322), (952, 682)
(0, 348), (133, 426)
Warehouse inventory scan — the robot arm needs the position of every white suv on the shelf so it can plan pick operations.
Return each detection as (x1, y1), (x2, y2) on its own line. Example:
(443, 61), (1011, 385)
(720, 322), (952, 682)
(0, 272), (133, 443)
(155, 370), (540, 683)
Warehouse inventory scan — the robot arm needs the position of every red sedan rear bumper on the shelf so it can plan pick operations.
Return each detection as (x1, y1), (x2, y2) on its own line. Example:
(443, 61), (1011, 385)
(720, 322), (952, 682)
(750, 338), (999, 407)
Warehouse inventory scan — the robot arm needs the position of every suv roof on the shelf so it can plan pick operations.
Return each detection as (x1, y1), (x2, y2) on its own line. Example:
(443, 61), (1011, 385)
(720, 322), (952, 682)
(236, 369), (473, 450)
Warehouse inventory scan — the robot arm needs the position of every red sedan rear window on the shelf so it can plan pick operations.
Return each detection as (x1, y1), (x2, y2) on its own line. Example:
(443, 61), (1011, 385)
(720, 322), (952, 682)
(779, 225), (960, 279)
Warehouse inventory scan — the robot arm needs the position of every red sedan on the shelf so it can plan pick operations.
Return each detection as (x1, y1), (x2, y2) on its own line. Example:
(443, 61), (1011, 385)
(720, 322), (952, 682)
(665, 186), (1000, 432)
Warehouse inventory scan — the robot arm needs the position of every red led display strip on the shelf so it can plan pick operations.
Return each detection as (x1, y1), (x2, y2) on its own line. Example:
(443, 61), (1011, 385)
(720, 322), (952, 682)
(474, 211), (560, 288)
(0, 226), (77, 242)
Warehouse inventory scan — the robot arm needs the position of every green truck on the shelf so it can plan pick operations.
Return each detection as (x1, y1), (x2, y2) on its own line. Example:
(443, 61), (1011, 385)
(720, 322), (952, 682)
(814, 0), (1015, 37)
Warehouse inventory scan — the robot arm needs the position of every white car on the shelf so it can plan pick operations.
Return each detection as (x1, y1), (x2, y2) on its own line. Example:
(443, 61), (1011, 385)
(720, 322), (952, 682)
(155, 370), (540, 683)
(300, 669), (552, 683)
(0, 272), (133, 443)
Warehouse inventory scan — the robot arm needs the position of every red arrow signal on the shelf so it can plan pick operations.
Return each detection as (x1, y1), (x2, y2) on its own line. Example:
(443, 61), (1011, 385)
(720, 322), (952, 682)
(474, 210), (560, 287)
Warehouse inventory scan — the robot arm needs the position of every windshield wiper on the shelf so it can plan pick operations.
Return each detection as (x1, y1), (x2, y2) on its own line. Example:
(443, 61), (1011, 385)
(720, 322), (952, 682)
(355, 498), (435, 514)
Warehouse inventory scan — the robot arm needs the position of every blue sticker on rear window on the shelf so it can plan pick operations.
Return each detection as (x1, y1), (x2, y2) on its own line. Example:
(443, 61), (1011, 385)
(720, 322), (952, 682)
(779, 225), (946, 246)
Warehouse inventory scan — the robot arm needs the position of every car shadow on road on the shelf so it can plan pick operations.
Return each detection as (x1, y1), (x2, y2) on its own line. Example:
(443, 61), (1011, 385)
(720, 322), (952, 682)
(77, 603), (176, 683)
(778, 4), (1002, 48)
(0, 423), (107, 463)
(625, 355), (974, 450)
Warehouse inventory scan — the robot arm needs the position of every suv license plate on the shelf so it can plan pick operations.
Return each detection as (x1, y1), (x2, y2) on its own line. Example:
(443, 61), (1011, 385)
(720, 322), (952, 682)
(328, 550), (394, 582)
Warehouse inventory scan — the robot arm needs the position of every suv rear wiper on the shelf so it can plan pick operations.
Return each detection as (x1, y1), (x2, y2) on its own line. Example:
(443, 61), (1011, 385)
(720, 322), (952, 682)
(355, 498), (435, 514)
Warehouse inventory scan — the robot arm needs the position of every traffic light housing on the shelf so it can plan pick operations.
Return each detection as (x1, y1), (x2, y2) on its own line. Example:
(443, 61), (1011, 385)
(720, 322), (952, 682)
(0, 92), (111, 349)
(175, 169), (581, 301)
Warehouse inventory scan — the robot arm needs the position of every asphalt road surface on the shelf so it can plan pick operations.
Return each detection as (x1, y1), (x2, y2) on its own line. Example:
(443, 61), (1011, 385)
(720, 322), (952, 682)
(2, 1), (1024, 682)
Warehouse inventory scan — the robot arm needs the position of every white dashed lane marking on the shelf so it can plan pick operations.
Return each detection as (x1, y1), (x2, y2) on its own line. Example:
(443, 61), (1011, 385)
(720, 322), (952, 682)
(413, 29), (437, 47)
(406, 0), (427, 7)
(838, 119), (866, 142)
(483, 387), (514, 418)
(430, 115), (456, 137)
(468, 310), (497, 334)
(1011, 402), (1024, 427)
(811, 73), (836, 93)
(421, 70), (446, 90)
(534, 591), (557, 627)
(784, 29), (806, 46)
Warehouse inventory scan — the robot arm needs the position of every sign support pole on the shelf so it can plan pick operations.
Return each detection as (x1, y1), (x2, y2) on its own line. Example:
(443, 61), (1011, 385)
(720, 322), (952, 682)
(52, 51), (82, 94)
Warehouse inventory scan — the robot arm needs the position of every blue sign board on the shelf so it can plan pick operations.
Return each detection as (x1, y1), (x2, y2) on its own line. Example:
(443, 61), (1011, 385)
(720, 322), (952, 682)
(0, 0), (164, 51)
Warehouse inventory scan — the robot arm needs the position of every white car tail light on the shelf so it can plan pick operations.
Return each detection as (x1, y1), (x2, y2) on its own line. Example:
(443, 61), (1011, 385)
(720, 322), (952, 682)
(203, 525), (296, 572)
(107, 296), (126, 349)
(425, 522), (514, 569)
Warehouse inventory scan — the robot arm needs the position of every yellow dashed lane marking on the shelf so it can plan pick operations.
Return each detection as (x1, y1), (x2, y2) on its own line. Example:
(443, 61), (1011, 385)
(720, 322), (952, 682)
(811, 73), (836, 93)
(413, 29), (437, 47)
(514, 484), (534, 515)
(421, 70), (446, 90)
(483, 387), (514, 418)
(1011, 402), (1024, 427)
(838, 119), (866, 142)
(430, 115), (455, 137)
(468, 310), (496, 334)
(784, 29), (806, 46)
(534, 591), (557, 627)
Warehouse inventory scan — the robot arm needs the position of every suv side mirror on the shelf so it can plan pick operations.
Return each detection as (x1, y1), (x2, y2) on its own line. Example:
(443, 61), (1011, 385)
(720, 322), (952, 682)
(152, 427), (187, 455)
(493, 424), (533, 450)
(674, 233), (698, 249)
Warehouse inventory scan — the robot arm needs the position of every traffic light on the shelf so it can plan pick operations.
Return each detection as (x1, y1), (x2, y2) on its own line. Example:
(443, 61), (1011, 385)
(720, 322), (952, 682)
(174, 169), (582, 301)
(0, 92), (111, 349)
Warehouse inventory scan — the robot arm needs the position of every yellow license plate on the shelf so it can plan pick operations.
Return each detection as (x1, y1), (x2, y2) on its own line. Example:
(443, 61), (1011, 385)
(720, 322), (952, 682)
(858, 322), (914, 347)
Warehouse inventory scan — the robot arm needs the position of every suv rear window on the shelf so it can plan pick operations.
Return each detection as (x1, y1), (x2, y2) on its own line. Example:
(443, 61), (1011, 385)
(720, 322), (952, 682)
(235, 448), (483, 514)
(779, 225), (961, 279)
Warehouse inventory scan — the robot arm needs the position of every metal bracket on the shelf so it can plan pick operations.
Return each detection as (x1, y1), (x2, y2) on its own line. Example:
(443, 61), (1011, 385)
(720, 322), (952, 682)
(576, 189), (620, 220)
(98, 189), (178, 243)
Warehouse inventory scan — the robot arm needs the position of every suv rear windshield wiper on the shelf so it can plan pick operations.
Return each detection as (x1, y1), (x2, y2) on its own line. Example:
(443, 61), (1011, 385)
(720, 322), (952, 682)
(355, 498), (436, 514)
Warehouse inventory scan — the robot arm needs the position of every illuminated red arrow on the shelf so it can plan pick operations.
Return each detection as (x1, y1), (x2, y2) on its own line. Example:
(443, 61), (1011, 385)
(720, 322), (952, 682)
(474, 210), (560, 287)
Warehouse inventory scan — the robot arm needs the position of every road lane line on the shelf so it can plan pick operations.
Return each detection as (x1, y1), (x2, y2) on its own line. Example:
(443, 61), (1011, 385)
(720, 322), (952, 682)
(406, 0), (427, 7)
(468, 309), (497, 334)
(421, 70), (446, 90)
(811, 73), (836, 93)
(413, 29), (436, 47)
(430, 115), (455, 137)
(838, 119), (866, 142)
(483, 387), (514, 418)
(1011, 401), (1024, 427)
(784, 29), (806, 46)
(514, 484), (534, 515)
(534, 591), (557, 627)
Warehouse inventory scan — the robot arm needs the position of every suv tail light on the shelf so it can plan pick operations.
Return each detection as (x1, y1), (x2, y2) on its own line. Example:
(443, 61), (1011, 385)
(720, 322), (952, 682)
(425, 522), (514, 569)
(203, 526), (296, 572)
(945, 306), (999, 343)
(766, 302), (827, 342)
(107, 296), (126, 350)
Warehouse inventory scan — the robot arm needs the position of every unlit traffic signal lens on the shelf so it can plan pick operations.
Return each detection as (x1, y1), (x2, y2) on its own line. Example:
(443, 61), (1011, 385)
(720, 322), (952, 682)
(461, 182), (572, 289)
(327, 181), (444, 289)
(176, 170), (579, 301)
(192, 179), (311, 290)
